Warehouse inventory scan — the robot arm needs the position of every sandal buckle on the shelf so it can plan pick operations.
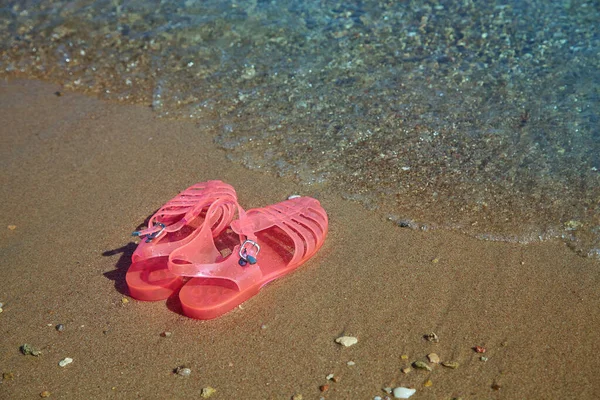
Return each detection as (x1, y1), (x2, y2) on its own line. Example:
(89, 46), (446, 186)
(239, 239), (260, 265)
(132, 222), (166, 243)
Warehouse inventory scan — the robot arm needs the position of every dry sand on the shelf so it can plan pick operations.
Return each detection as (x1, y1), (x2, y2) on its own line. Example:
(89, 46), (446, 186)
(1, 78), (599, 399)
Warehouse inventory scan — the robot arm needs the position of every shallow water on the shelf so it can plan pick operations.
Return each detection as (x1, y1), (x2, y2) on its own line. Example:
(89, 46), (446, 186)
(1, 0), (599, 256)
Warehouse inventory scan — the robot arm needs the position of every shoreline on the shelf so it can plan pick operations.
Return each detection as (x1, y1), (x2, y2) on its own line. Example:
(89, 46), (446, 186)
(1, 78), (599, 399)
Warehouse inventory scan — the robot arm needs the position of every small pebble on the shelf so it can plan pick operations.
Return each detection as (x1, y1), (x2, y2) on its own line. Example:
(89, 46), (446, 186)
(8, 225), (17, 230)
(473, 345), (486, 353)
(40, 391), (51, 398)
(160, 331), (172, 338)
(480, 356), (488, 362)
(319, 384), (329, 392)
(20, 344), (42, 356)
(55, 324), (65, 332)
(335, 336), (358, 347)
(58, 357), (73, 367)
(412, 361), (432, 371)
(291, 394), (303, 400)
(200, 386), (216, 398)
(347, 361), (355, 366)
(392, 387), (416, 399)
(423, 379), (433, 387)
(427, 353), (440, 364)
(400, 354), (409, 360)
(175, 366), (191, 377)
(326, 373), (334, 380)
(0, 307), (3, 313)
(401, 367), (411, 374)
(121, 297), (129, 305)
(424, 332), (439, 343)
(441, 361), (459, 369)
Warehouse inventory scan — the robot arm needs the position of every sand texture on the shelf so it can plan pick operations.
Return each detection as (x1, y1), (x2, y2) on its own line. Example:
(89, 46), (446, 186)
(1, 79), (599, 399)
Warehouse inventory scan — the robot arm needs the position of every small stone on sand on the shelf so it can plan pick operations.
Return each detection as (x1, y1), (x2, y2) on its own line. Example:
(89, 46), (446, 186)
(175, 366), (191, 377)
(335, 336), (358, 347)
(8, 225), (17, 230)
(20, 344), (42, 356)
(427, 353), (440, 364)
(160, 331), (172, 337)
(392, 387), (416, 399)
(58, 357), (73, 367)
(200, 386), (216, 398)
(40, 391), (51, 398)
(441, 361), (459, 369)
(412, 361), (432, 371)
(424, 332), (439, 343)
(401, 367), (411, 374)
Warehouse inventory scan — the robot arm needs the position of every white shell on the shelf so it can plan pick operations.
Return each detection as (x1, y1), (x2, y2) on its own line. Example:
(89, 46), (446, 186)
(176, 367), (192, 377)
(393, 387), (416, 399)
(335, 336), (358, 347)
(58, 357), (73, 367)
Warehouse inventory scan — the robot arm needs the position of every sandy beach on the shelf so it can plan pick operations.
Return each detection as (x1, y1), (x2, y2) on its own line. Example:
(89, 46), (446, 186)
(1, 78), (599, 399)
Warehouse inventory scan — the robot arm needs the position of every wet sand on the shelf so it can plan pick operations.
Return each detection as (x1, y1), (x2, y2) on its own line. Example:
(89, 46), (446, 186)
(1, 78), (599, 399)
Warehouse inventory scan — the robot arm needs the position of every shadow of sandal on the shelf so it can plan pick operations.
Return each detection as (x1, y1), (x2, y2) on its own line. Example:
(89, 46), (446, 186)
(102, 242), (137, 296)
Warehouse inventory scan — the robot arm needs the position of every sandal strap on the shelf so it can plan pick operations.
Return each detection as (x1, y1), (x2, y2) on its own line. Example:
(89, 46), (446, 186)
(135, 181), (237, 241)
(231, 196), (327, 265)
(168, 196), (328, 292)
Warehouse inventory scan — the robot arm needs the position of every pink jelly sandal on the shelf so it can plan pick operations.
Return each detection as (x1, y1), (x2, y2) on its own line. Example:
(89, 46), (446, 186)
(168, 196), (329, 320)
(126, 180), (238, 301)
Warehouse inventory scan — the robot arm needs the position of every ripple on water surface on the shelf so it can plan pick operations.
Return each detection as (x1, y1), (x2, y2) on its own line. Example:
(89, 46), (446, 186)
(1, 0), (599, 256)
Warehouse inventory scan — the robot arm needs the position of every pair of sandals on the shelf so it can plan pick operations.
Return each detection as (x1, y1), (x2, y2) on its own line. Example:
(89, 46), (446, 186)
(126, 180), (329, 320)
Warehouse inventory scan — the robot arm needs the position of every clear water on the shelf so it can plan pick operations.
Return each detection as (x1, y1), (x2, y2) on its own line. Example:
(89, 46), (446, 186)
(2, 0), (599, 257)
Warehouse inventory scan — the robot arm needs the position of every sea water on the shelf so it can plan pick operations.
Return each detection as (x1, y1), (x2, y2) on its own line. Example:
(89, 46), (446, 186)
(1, 0), (598, 257)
